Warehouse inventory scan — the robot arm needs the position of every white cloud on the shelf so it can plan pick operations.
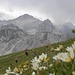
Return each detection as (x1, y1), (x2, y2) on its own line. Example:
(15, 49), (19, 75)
(0, 0), (75, 24)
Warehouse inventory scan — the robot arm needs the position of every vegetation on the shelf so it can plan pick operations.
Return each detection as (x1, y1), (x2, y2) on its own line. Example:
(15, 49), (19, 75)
(72, 29), (75, 34)
(0, 38), (75, 75)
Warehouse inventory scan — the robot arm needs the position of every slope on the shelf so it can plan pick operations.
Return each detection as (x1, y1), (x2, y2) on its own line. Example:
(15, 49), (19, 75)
(0, 38), (75, 74)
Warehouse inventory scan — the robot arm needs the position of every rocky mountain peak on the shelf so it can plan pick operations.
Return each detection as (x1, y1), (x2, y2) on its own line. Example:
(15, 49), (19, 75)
(43, 19), (52, 23)
(63, 22), (75, 29)
(16, 14), (37, 20)
(37, 19), (55, 33)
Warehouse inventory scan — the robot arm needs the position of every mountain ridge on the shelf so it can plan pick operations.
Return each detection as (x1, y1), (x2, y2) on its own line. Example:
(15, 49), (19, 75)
(0, 14), (75, 56)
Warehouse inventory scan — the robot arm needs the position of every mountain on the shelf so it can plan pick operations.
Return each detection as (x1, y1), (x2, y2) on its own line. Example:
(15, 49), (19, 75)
(26, 19), (55, 35)
(0, 23), (27, 42)
(57, 22), (75, 38)
(0, 14), (74, 56)
(0, 14), (42, 55)
(0, 23), (28, 55)
(34, 19), (70, 45)
(37, 19), (55, 33)
(0, 14), (42, 30)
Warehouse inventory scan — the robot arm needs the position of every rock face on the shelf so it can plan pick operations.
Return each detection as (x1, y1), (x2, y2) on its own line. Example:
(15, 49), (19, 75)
(37, 19), (55, 33)
(0, 23), (27, 42)
(0, 14), (42, 30)
(35, 19), (69, 45)
(0, 23), (28, 55)
(57, 22), (75, 38)
(0, 14), (74, 56)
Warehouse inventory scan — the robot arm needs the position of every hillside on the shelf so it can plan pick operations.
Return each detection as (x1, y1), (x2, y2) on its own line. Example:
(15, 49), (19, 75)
(0, 38), (75, 75)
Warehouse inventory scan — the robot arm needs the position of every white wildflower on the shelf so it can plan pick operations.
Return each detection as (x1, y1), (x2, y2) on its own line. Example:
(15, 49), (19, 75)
(39, 53), (47, 62)
(72, 71), (75, 75)
(31, 62), (39, 71)
(66, 46), (74, 59)
(32, 71), (36, 75)
(49, 72), (55, 75)
(72, 41), (75, 50)
(14, 67), (23, 75)
(4, 67), (15, 75)
(49, 64), (53, 67)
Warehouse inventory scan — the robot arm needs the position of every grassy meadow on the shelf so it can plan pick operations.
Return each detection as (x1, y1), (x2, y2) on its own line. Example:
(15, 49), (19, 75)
(0, 38), (75, 75)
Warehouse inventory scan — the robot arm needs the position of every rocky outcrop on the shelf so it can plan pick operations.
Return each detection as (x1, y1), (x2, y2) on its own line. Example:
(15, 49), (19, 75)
(0, 23), (27, 42)
(37, 19), (55, 33)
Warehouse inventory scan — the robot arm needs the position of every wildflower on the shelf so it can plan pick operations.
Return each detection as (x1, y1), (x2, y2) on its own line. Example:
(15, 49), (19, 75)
(23, 65), (28, 68)
(55, 45), (64, 51)
(31, 62), (39, 71)
(42, 66), (48, 70)
(31, 53), (49, 71)
(66, 55), (72, 62)
(32, 71), (36, 75)
(53, 52), (72, 62)
(50, 47), (54, 52)
(72, 42), (75, 50)
(49, 64), (53, 67)
(54, 47), (60, 51)
(66, 46), (74, 59)
(23, 61), (29, 71)
(31, 56), (41, 63)
(14, 67), (23, 75)
(72, 42), (75, 58)
(66, 41), (75, 60)
(38, 67), (43, 71)
(44, 57), (50, 63)
(24, 61), (29, 65)
(72, 71), (75, 75)
(66, 46), (73, 52)
(4, 67), (14, 75)
(59, 45), (64, 51)
(39, 53), (47, 62)
(38, 66), (48, 71)
(6, 67), (11, 73)
(49, 72), (55, 75)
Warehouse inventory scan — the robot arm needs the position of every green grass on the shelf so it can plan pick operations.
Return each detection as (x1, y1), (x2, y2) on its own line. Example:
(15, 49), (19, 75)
(0, 38), (75, 75)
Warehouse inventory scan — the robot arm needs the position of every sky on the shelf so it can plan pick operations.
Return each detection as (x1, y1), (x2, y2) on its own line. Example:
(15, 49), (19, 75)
(0, 0), (75, 25)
